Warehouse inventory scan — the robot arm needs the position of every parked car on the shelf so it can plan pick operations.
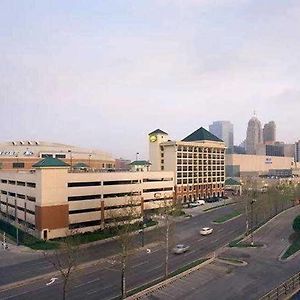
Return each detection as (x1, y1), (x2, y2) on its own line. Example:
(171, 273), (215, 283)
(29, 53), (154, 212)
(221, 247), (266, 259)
(189, 202), (199, 207)
(172, 244), (190, 254)
(206, 197), (220, 203)
(200, 227), (213, 235)
(197, 200), (205, 205)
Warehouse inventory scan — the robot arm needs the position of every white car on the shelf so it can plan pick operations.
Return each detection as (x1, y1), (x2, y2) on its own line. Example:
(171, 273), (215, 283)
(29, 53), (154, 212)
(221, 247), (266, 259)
(200, 227), (213, 236)
(172, 244), (190, 254)
(197, 200), (205, 205)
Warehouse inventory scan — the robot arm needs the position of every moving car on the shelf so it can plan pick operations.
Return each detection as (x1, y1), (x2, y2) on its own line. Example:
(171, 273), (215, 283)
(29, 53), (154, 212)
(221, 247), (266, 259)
(200, 227), (213, 235)
(172, 244), (190, 254)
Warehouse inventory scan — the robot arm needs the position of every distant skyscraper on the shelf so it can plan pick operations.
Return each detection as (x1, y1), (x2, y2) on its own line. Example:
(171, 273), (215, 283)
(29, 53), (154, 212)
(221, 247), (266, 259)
(296, 141), (300, 162)
(209, 121), (234, 150)
(263, 121), (276, 144)
(245, 116), (263, 154)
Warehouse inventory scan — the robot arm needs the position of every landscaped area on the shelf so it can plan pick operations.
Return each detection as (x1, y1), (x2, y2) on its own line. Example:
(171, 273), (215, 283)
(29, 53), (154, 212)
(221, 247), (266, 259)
(213, 210), (241, 224)
(281, 215), (300, 259)
(0, 218), (158, 250)
(228, 237), (264, 248)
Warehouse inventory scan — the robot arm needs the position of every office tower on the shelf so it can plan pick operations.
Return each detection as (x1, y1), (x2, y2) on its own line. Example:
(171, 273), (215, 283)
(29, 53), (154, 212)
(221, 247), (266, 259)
(209, 121), (234, 150)
(296, 141), (300, 162)
(263, 121), (276, 144)
(245, 116), (263, 154)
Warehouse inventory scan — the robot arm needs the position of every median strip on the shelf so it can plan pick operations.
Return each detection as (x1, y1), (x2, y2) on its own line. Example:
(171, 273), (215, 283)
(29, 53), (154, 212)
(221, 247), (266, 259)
(212, 210), (242, 224)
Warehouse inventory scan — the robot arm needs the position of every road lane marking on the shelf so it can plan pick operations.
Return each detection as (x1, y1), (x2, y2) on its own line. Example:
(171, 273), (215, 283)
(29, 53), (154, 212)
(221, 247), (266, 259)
(219, 228), (224, 232)
(146, 265), (162, 273)
(131, 261), (149, 269)
(73, 278), (101, 289)
(197, 237), (205, 242)
(184, 250), (196, 256)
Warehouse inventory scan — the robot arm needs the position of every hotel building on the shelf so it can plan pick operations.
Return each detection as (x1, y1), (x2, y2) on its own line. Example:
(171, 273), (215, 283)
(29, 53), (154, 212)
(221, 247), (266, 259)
(0, 157), (174, 240)
(149, 128), (226, 202)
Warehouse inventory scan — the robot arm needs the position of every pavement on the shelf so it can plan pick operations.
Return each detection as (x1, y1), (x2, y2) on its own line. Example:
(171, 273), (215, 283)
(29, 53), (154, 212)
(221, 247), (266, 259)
(0, 202), (246, 300)
(138, 205), (300, 300)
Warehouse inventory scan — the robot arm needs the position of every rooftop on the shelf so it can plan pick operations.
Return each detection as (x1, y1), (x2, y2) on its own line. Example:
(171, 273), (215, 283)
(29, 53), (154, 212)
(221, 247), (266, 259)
(32, 157), (70, 168)
(182, 127), (223, 143)
(129, 160), (152, 166)
(149, 129), (168, 136)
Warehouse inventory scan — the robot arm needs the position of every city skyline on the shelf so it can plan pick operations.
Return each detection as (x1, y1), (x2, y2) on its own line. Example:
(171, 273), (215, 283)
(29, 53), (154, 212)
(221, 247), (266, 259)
(1, 1), (300, 160)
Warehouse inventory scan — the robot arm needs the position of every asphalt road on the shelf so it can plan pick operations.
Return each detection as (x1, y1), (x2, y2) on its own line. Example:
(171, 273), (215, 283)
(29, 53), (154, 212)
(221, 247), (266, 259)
(141, 206), (300, 300)
(0, 203), (247, 300)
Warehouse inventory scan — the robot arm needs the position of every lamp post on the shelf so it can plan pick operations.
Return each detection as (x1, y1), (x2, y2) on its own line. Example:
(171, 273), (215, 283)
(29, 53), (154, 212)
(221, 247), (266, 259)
(250, 199), (256, 245)
(88, 154), (91, 168)
(136, 152), (139, 161)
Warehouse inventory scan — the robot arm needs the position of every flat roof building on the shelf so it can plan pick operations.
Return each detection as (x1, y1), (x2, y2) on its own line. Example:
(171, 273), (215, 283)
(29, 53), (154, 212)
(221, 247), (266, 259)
(0, 158), (174, 239)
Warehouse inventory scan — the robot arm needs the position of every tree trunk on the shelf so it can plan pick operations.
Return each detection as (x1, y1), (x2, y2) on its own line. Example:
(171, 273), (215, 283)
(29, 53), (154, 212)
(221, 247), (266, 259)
(121, 256), (126, 299)
(62, 280), (67, 300)
(165, 216), (169, 279)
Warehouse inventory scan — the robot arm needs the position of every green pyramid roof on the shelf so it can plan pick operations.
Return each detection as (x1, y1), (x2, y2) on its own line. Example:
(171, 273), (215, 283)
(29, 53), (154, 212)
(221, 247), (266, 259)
(129, 160), (151, 166)
(182, 127), (223, 142)
(225, 178), (241, 186)
(32, 157), (70, 168)
(73, 162), (89, 168)
(149, 129), (168, 135)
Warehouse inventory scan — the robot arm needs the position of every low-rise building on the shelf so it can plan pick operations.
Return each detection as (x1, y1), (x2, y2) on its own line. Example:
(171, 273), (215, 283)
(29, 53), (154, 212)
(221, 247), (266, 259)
(0, 158), (174, 240)
(226, 154), (295, 178)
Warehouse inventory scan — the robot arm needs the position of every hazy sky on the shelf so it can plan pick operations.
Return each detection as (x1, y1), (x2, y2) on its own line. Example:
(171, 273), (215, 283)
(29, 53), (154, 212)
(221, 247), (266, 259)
(1, 0), (300, 160)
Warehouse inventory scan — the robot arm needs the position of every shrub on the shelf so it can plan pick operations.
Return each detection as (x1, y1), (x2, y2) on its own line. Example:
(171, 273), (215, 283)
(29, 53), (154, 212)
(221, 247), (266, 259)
(293, 215), (300, 233)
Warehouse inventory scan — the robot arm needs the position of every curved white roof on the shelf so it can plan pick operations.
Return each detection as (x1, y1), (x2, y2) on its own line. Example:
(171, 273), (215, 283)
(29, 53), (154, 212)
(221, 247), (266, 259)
(0, 141), (114, 161)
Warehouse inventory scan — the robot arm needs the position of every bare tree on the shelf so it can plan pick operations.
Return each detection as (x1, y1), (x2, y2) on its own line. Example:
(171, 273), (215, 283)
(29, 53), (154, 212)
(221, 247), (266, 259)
(43, 230), (81, 300)
(108, 197), (141, 299)
(156, 194), (178, 279)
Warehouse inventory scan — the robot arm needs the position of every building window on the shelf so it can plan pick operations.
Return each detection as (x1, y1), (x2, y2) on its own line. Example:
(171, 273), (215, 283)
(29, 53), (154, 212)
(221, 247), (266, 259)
(27, 182), (36, 188)
(41, 154), (53, 158)
(55, 154), (66, 159)
(27, 196), (36, 202)
(13, 162), (25, 169)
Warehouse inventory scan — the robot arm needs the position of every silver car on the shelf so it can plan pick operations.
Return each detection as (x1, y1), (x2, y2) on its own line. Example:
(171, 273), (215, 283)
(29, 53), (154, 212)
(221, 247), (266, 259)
(172, 244), (190, 254)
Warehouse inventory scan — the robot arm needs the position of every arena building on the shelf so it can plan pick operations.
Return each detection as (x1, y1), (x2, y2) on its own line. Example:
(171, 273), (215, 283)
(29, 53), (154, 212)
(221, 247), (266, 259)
(0, 157), (174, 239)
(226, 154), (296, 178)
(0, 141), (115, 171)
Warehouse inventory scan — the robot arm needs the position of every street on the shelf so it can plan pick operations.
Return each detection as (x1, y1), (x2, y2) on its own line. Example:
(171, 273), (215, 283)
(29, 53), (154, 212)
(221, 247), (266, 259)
(0, 202), (246, 299)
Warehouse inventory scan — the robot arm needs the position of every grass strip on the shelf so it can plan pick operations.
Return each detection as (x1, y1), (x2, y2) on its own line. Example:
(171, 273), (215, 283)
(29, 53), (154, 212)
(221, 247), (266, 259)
(213, 210), (241, 224)
(0, 218), (158, 250)
(282, 234), (300, 259)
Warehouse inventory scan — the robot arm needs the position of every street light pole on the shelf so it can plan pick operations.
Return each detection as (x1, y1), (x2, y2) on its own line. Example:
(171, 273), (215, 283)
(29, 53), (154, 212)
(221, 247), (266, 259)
(250, 199), (256, 245)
